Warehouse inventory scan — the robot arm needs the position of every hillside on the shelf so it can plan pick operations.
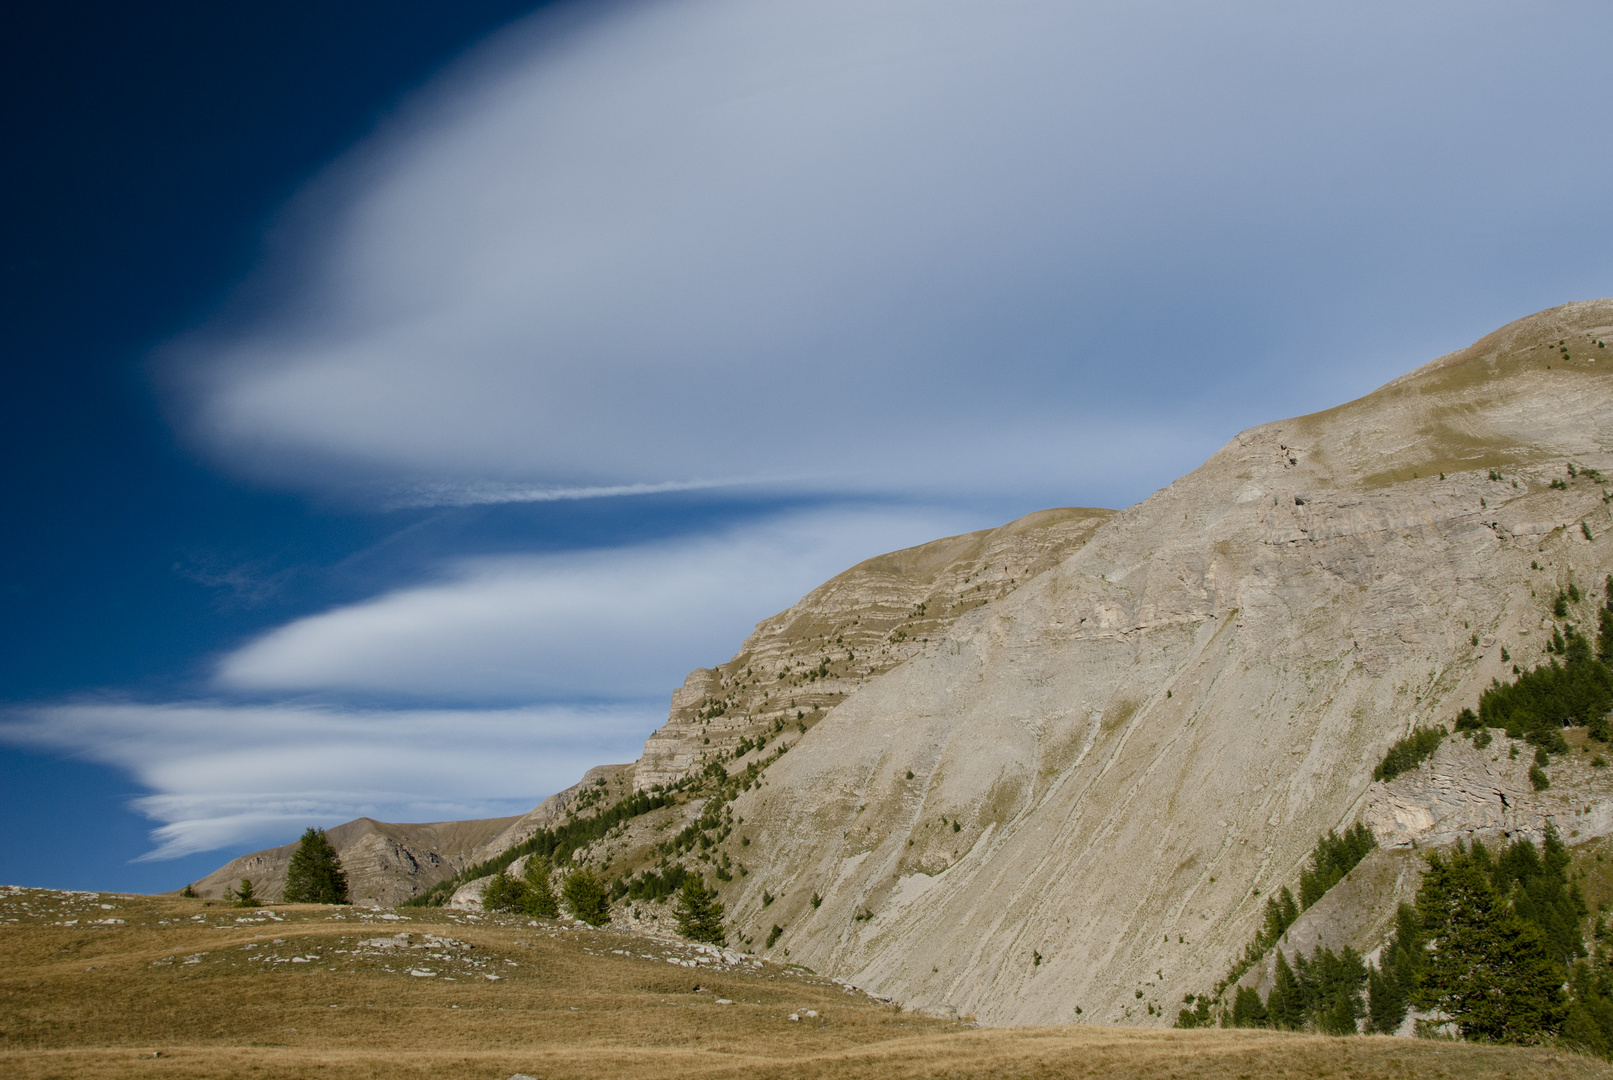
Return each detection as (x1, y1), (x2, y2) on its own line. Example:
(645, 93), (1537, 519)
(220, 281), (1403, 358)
(2, 886), (1605, 1080)
(198, 299), (1613, 1030)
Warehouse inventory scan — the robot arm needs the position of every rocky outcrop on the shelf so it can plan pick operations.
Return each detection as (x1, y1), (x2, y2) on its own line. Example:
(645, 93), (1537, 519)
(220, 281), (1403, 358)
(1233, 730), (1613, 1004)
(634, 507), (1112, 790)
(189, 814), (519, 907)
(1365, 732), (1613, 851)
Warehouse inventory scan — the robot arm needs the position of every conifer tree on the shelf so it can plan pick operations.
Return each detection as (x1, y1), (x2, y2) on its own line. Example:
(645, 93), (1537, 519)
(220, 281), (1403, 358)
(481, 869), (526, 913)
(1230, 985), (1267, 1027)
(562, 866), (611, 926)
(1265, 951), (1307, 1030)
(522, 857), (560, 918)
(231, 878), (260, 907)
(283, 827), (349, 904)
(1367, 904), (1425, 1033)
(1415, 842), (1567, 1042)
(673, 875), (727, 946)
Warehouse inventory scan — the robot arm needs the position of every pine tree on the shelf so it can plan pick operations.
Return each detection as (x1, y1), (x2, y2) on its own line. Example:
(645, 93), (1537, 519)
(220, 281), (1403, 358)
(522, 857), (559, 918)
(1230, 985), (1267, 1027)
(562, 867), (611, 926)
(1266, 951), (1307, 1030)
(231, 878), (260, 907)
(1367, 904), (1425, 1033)
(282, 827), (349, 904)
(673, 875), (726, 946)
(1415, 842), (1567, 1043)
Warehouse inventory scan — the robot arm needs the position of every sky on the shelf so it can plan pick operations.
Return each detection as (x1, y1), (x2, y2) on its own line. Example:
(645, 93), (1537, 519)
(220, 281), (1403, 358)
(4, 0), (1612, 893)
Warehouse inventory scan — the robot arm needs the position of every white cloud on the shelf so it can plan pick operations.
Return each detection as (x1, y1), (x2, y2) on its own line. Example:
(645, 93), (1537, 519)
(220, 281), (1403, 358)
(166, 0), (1613, 508)
(216, 504), (981, 700)
(0, 701), (654, 860)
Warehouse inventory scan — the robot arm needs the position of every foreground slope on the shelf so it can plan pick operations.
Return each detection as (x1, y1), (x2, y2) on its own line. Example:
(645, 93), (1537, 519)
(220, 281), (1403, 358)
(710, 300), (1613, 1024)
(2, 887), (1604, 1080)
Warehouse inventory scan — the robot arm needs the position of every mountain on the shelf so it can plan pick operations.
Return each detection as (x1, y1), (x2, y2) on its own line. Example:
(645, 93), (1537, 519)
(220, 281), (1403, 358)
(200, 299), (1613, 1027)
(189, 814), (519, 907)
(712, 299), (1613, 1025)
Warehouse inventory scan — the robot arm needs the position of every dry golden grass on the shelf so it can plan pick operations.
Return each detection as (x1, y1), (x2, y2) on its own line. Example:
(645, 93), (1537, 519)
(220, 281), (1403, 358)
(2, 888), (1607, 1080)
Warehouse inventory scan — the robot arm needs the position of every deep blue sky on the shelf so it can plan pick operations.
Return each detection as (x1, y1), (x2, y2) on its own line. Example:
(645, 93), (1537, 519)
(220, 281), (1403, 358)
(2, 1), (548, 889)
(4, 1), (1612, 893)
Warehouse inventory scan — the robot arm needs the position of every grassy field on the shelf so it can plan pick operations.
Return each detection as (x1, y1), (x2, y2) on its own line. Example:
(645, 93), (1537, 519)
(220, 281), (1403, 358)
(2, 887), (1608, 1080)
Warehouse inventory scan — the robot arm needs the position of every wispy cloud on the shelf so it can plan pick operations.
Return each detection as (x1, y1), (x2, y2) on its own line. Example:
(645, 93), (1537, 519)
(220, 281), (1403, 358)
(0, 701), (655, 860)
(381, 478), (744, 510)
(2, 505), (983, 858)
(166, 0), (1613, 509)
(214, 504), (980, 701)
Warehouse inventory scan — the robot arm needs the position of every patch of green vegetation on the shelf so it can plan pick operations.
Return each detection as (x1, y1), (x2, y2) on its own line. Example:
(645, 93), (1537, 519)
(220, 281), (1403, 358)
(1299, 823), (1377, 909)
(1373, 726), (1447, 782)
(1479, 625), (1613, 742)
(404, 786), (679, 907)
(1367, 830), (1584, 1044)
(1177, 826), (1377, 1028)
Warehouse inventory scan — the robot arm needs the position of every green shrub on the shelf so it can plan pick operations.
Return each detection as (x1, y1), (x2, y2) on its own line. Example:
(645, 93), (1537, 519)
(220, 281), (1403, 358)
(481, 869), (527, 913)
(230, 878), (260, 908)
(1374, 727), (1446, 782)
(766, 924), (784, 949)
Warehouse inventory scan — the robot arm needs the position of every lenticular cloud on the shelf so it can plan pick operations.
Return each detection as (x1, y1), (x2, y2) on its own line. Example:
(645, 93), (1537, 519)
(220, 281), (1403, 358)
(166, 0), (1606, 508)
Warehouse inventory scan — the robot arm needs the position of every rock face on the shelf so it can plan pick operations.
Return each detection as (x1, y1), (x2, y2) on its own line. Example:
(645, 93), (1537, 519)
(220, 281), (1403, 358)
(701, 300), (1613, 1025)
(190, 815), (519, 907)
(634, 507), (1113, 790)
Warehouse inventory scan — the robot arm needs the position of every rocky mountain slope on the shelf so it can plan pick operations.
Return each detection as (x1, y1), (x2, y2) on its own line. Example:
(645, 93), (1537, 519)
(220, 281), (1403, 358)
(698, 299), (1613, 1024)
(201, 299), (1613, 1029)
